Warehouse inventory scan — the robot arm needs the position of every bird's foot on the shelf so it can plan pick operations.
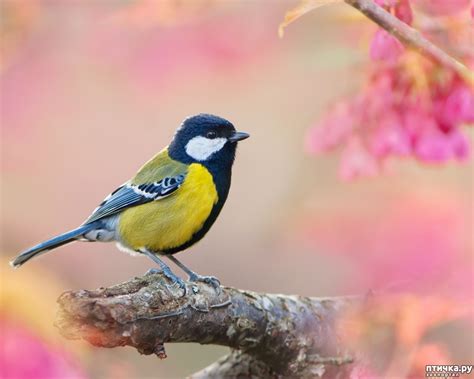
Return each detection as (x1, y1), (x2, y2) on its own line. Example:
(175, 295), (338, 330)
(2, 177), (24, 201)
(140, 249), (186, 295)
(189, 273), (221, 294)
(162, 267), (187, 294)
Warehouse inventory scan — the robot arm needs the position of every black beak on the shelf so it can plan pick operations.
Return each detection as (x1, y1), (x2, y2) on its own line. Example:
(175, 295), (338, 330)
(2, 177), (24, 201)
(228, 131), (250, 142)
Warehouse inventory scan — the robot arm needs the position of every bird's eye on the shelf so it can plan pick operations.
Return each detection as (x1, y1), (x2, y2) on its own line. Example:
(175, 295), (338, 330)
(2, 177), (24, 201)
(206, 131), (217, 139)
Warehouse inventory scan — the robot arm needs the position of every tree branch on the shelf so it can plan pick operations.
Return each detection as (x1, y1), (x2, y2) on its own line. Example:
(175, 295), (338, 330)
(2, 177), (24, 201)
(55, 272), (358, 378)
(280, 0), (473, 84)
(344, 0), (473, 84)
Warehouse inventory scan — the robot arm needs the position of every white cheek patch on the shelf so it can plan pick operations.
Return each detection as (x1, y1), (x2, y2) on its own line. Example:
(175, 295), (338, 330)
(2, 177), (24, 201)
(185, 136), (227, 161)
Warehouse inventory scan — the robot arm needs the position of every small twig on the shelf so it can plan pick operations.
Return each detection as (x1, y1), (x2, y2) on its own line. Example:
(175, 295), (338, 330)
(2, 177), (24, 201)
(344, 0), (473, 84)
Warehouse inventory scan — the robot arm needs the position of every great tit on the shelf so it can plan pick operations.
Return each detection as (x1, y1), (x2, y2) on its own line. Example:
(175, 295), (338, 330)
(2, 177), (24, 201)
(10, 114), (249, 288)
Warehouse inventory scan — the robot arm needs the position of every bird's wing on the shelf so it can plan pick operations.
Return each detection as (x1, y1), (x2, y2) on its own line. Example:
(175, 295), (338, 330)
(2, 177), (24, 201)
(84, 175), (186, 224)
(84, 149), (188, 224)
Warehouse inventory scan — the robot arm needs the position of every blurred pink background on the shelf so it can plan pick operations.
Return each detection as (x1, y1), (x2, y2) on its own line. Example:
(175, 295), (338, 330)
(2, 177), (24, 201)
(1, 1), (472, 378)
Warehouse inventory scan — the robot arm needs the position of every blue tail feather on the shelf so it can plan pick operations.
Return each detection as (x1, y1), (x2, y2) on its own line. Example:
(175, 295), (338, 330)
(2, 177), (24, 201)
(10, 223), (96, 268)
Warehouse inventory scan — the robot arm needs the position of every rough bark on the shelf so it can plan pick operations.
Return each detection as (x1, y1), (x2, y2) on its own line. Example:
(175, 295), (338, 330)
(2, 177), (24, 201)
(56, 272), (358, 378)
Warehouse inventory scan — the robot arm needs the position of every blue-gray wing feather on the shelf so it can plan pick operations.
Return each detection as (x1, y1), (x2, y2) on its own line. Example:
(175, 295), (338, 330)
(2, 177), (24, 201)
(84, 174), (185, 224)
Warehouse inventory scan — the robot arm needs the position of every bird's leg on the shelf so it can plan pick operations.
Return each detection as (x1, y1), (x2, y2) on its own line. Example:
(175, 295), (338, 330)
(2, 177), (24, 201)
(166, 255), (221, 292)
(140, 249), (186, 293)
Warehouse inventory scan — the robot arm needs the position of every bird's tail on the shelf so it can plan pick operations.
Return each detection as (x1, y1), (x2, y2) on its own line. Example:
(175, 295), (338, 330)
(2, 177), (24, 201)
(10, 223), (97, 268)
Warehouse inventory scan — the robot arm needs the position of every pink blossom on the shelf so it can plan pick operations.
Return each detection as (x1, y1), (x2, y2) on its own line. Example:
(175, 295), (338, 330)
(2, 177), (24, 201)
(363, 72), (395, 117)
(0, 317), (86, 379)
(435, 83), (474, 127)
(339, 137), (379, 180)
(374, 0), (398, 8)
(305, 102), (354, 153)
(402, 107), (438, 141)
(311, 72), (472, 178)
(414, 128), (453, 162)
(448, 128), (470, 160)
(414, 127), (470, 162)
(375, 0), (412, 24)
(308, 0), (473, 179)
(370, 114), (411, 157)
(395, 0), (413, 25)
(370, 29), (405, 62)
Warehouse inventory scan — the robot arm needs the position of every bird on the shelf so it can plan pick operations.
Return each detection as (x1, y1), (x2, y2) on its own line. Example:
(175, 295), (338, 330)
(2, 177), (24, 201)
(10, 114), (249, 289)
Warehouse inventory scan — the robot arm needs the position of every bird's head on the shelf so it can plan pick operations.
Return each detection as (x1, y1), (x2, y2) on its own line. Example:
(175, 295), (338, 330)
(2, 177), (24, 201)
(168, 114), (249, 166)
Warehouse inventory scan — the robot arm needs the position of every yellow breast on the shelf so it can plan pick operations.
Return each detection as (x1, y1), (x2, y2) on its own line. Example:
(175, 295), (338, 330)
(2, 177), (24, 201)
(118, 164), (218, 252)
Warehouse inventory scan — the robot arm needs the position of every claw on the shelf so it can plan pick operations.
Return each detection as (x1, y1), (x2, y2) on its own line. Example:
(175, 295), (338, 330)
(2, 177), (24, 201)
(162, 267), (187, 296)
(140, 249), (186, 296)
(189, 273), (221, 294)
